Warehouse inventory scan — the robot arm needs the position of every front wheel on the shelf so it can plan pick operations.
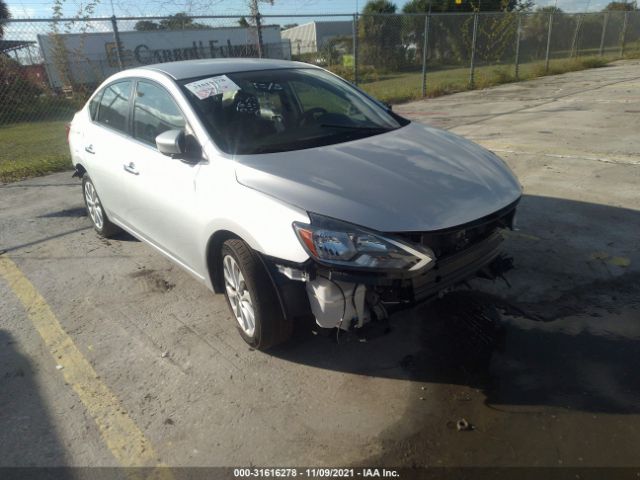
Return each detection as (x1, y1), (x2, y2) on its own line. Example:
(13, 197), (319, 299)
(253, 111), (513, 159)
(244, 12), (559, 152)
(221, 239), (292, 350)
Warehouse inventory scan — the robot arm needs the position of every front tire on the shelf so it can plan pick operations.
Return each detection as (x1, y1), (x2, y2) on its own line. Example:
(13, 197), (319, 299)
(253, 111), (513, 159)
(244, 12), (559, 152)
(82, 175), (119, 237)
(221, 239), (292, 350)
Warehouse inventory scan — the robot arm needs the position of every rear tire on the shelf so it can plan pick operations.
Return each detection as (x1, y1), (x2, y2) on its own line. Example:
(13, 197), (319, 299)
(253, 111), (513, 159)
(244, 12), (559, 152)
(221, 239), (292, 350)
(82, 174), (120, 238)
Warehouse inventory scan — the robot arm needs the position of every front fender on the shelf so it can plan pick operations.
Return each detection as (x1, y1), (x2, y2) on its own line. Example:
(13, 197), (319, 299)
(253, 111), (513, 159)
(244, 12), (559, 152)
(198, 179), (311, 290)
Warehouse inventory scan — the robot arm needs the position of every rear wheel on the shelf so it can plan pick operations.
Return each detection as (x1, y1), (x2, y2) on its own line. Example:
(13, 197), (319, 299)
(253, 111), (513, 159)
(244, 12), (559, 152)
(221, 239), (292, 350)
(82, 175), (119, 237)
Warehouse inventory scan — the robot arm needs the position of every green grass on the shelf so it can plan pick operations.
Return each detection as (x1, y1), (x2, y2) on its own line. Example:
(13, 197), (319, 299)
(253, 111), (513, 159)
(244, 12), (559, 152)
(622, 41), (640, 59)
(358, 55), (616, 105)
(0, 120), (72, 183)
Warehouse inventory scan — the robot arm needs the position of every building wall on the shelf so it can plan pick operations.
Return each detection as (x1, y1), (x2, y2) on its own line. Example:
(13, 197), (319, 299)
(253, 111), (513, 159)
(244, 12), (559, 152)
(281, 22), (317, 55)
(314, 21), (352, 51)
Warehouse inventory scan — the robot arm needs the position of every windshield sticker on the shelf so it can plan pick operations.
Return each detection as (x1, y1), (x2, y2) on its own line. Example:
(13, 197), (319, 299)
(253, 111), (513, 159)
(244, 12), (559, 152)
(184, 75), (240, 100)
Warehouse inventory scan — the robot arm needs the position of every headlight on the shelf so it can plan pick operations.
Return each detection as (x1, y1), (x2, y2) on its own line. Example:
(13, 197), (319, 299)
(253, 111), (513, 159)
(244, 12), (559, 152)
(293, 214), (434, 272)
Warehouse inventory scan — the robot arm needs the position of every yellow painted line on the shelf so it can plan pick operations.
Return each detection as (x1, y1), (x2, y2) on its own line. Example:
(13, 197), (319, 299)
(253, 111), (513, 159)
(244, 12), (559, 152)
(610, 256), (631, 268)
(588, 251), (631, 268)
(0, 256), (171, 477)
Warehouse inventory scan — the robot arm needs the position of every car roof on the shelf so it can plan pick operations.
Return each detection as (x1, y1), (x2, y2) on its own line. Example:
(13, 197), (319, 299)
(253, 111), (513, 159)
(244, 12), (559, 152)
(140, 58), (319, 80)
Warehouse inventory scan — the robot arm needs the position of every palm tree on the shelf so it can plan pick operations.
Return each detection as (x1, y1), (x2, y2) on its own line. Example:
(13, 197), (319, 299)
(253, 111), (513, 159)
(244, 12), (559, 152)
(0, 0), (11, 39)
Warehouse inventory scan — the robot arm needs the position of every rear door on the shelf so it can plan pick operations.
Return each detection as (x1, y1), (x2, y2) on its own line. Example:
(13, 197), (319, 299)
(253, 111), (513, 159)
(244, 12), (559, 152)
(83, 80), (134, 223)
(118, 79), (203, 272)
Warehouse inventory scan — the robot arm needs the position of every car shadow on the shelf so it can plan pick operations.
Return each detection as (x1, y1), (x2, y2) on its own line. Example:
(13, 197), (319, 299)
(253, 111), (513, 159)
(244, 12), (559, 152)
(36, 209), (139, 243)
(109, 230), (139, 242)
(38, 207), (88, 218)
(270, 194), (640, 415)
(1, 226), (94, 255)
(0, 330), (69, 466)
(1, 226), (139, 256)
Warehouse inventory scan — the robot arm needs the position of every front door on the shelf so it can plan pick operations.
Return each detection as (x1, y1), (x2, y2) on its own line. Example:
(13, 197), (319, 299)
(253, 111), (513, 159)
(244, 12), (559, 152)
(118, 79), (203, 273)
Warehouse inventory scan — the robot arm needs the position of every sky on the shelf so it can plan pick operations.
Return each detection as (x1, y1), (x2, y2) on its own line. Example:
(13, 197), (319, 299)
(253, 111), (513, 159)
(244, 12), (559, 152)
(5, 0), (614, 20)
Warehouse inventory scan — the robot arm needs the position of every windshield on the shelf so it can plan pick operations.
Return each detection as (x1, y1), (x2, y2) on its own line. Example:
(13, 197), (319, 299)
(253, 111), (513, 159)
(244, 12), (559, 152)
(179, 68), (408, 155)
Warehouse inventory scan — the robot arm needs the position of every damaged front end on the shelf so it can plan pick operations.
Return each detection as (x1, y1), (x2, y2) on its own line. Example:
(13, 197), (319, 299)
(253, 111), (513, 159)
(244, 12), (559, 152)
(263, 201), (518, 333)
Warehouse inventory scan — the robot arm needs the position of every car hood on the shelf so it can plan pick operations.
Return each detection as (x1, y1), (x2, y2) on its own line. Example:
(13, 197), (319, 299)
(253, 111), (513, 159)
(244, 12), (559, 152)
(234, 122), (522, 232)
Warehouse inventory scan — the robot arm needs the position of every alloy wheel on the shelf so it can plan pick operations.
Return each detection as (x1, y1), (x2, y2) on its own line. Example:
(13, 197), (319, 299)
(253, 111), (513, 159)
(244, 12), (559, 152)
(223, 254), (256, 337)
(84, 181), (104, 230)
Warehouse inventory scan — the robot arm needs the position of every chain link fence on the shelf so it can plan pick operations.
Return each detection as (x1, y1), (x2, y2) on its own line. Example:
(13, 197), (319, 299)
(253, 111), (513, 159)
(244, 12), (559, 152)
(0, 11), (638, 179)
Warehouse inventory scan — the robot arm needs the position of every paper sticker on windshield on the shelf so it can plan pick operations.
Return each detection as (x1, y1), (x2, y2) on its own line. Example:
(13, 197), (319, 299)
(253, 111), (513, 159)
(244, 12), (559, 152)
(184, 75), (240, 100)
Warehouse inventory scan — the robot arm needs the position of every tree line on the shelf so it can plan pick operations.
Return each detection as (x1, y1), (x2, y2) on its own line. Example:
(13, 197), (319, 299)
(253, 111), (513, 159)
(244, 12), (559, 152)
(354, 0), (638, 72)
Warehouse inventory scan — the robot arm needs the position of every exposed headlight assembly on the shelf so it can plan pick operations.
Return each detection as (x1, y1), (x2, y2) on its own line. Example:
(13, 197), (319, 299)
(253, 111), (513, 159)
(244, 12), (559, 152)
(293, 213), (434, 272)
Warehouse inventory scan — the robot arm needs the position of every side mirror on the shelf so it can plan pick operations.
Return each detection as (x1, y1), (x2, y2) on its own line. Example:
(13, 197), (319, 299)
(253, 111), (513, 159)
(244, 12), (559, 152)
(156, 129), (185, 157)
(156, 129), (202, 163)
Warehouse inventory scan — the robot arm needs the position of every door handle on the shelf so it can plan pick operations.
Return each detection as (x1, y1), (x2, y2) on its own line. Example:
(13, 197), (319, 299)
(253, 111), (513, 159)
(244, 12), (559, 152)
(123, 162), (139, 175)
(84, 145), (95, 155)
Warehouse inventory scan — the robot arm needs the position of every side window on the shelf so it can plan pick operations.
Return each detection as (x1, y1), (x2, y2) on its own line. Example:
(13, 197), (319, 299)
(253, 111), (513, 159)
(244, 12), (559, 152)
(95, 81), (132, 134)
(88, 90), (102, 120)
(133, 81), (186, 146)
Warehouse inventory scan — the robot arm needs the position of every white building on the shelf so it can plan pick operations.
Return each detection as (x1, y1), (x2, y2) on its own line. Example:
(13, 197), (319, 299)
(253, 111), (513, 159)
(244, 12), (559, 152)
(281, 21), (352, 56)
(38, 25), (290, 89)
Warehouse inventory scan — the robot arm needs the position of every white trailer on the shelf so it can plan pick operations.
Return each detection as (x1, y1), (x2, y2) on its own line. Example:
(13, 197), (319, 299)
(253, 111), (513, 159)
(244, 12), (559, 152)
(281, 21), (352, 55)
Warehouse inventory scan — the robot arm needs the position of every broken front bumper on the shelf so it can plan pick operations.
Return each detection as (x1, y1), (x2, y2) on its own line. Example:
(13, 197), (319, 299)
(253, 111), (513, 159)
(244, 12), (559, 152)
(396, 230), (505, 304)
(260, 229), (510, 331)
(259, 200), (518, 331)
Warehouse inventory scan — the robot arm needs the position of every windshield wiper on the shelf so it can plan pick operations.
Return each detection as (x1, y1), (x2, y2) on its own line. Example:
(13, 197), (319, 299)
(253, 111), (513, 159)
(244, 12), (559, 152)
(319, 124), (392, 132)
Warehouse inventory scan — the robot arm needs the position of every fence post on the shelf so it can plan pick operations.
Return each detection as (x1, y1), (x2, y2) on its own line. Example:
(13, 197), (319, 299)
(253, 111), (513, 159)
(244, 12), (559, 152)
(421, 13), (430, 97)
(255, 13), (264, 58)
(544, 12), (553, 73)
(469, 12), (479, 88)
(570, 15), (582, 58)
(110, 15), (124, 70)
(620, 11), (629, 57)
(26, 45), (35, 65)
(599, 12), (609, 56)
(514, 13), (522, 80)
(352, 13), (359, 85)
